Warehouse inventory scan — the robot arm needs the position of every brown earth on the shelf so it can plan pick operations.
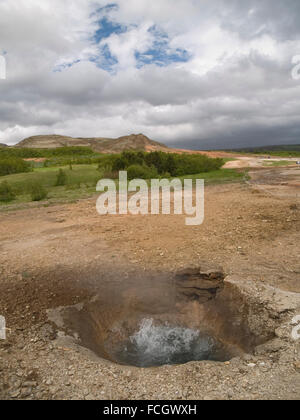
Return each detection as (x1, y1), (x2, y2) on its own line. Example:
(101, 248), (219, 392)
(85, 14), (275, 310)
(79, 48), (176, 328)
(23, 158), (47, 163)
(224, 156), (300, 169)
(0, 167), (299, 400)
(170, 148), (238, 158)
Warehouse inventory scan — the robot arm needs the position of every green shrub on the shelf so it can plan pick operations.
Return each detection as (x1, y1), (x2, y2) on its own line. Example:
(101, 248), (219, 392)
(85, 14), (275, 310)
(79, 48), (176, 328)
(55, 169), (67, 186)
(0, 146), (95, 159)
(173, 155), (224, 175)
(127, 164), (158, 180)
(30, 182), (48, 202)
(102, 170), (119, 179)
(0, 157), (32, 176)
(162, 172), (171, 178)
(109, 151), (224, 177)
(112, 157), (127, 171)
(0, 181), (16, 202)
(98, 155), (120, 172)
(145, 152), (175, 175)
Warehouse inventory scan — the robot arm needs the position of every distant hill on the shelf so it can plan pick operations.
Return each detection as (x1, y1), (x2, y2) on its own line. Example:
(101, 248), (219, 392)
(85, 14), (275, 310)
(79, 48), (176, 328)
(16, 134), (170, 154)
(0, 143), (7, 147)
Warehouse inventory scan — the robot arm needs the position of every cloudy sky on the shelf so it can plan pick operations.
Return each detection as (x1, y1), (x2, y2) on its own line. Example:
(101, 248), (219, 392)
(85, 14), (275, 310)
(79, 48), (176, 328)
(0, 0), (300, 149)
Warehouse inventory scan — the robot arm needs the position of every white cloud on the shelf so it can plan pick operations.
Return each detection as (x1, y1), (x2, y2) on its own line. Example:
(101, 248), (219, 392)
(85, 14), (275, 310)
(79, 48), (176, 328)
(0, 0), (300, 148)
(100, 22), (154, 69)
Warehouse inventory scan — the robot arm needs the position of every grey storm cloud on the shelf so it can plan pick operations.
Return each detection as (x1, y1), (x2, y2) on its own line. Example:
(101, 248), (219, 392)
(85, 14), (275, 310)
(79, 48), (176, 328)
(220, 0), (300, 41)
(0, 0), (299, 148)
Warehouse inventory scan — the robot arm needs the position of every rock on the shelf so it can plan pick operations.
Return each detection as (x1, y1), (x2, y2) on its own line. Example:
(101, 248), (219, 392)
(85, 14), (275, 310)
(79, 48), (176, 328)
(293, 361), (300, 371)
(49, 386), (59, 394)
(85, 394), (96, 400)
(16, 370), (24, 378)
(255, 339), (285, 355)
(10, 390), (20, 398)
(26, 370), (39, 381)
(23, 381), (37, 388)
(242, 354), (254, 362)
(20, 387), (32, 398)
(39, 323), (56, 341)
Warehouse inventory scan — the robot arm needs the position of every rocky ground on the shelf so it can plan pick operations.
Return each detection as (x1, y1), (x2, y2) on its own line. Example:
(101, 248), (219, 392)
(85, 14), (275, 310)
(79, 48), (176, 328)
(0, 167), (299, 400)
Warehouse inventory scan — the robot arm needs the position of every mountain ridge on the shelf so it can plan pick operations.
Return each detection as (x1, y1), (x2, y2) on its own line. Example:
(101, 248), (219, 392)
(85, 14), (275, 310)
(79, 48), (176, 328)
(16, 133), (170, 154)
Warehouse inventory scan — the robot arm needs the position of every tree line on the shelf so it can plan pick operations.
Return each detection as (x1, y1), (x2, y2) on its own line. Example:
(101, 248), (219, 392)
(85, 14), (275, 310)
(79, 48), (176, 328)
(99, 151), (224, 179)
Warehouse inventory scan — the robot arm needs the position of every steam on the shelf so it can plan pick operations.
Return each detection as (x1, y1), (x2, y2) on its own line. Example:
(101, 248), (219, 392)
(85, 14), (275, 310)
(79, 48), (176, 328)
(119, 318), (216, 367)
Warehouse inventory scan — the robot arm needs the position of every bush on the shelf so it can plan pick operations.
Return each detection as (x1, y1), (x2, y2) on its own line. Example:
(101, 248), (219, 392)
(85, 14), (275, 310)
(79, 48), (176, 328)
(0, 181), (16, 202)
(30, 182), (48, 202)
(97, 155), (120, 171)
(102, 170), (119, 179)
(111, 151), (145, 172)
(0, 157), (32, 176)
(55, 169), (67, 186)
(173, 155), (224, 175)
(127, 164), (158, 180)
(109, 151), (224, 177)
(0, 146), (95, 159)
(144, 152), (177, 175)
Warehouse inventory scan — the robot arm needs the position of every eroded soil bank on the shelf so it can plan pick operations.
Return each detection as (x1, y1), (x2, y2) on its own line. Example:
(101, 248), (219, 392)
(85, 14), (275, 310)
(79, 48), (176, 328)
(0, 171), (299, 400)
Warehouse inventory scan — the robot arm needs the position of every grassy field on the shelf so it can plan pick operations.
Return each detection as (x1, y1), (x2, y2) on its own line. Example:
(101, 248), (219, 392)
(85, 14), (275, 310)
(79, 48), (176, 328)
(0, 165), (102, 207)
(0, 165), (247, 210)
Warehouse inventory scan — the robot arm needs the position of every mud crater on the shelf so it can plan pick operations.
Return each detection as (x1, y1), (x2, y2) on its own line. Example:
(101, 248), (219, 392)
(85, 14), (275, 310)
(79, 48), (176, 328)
(47, 268), (289, 368)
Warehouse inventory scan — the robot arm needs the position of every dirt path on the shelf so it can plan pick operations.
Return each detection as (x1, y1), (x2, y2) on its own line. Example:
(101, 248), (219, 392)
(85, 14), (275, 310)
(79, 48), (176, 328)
(0, 168), (299, 400)
(248, 167), (300, 199)
(224, 156), (300, 169)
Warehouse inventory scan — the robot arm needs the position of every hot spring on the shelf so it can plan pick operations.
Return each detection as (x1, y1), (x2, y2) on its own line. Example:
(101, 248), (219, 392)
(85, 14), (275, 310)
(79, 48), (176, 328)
(112, 318), (234, 367)
(47, 267), (276, 368)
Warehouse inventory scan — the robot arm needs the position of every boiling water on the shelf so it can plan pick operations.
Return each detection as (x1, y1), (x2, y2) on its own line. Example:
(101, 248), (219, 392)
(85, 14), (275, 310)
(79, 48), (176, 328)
(114, 319), (231, 367)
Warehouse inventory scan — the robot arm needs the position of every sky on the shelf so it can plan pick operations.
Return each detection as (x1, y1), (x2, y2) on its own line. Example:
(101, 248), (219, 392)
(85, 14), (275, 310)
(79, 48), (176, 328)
(0, 0), (300, 149)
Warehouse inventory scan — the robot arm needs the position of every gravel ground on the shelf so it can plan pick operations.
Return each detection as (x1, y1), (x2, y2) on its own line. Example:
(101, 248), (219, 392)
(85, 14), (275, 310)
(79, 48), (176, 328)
(0, 170), (299, 400)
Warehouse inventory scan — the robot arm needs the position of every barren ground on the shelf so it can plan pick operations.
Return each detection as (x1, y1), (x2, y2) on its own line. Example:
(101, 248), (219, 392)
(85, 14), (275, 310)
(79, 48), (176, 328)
(0, 166), (299, 400)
